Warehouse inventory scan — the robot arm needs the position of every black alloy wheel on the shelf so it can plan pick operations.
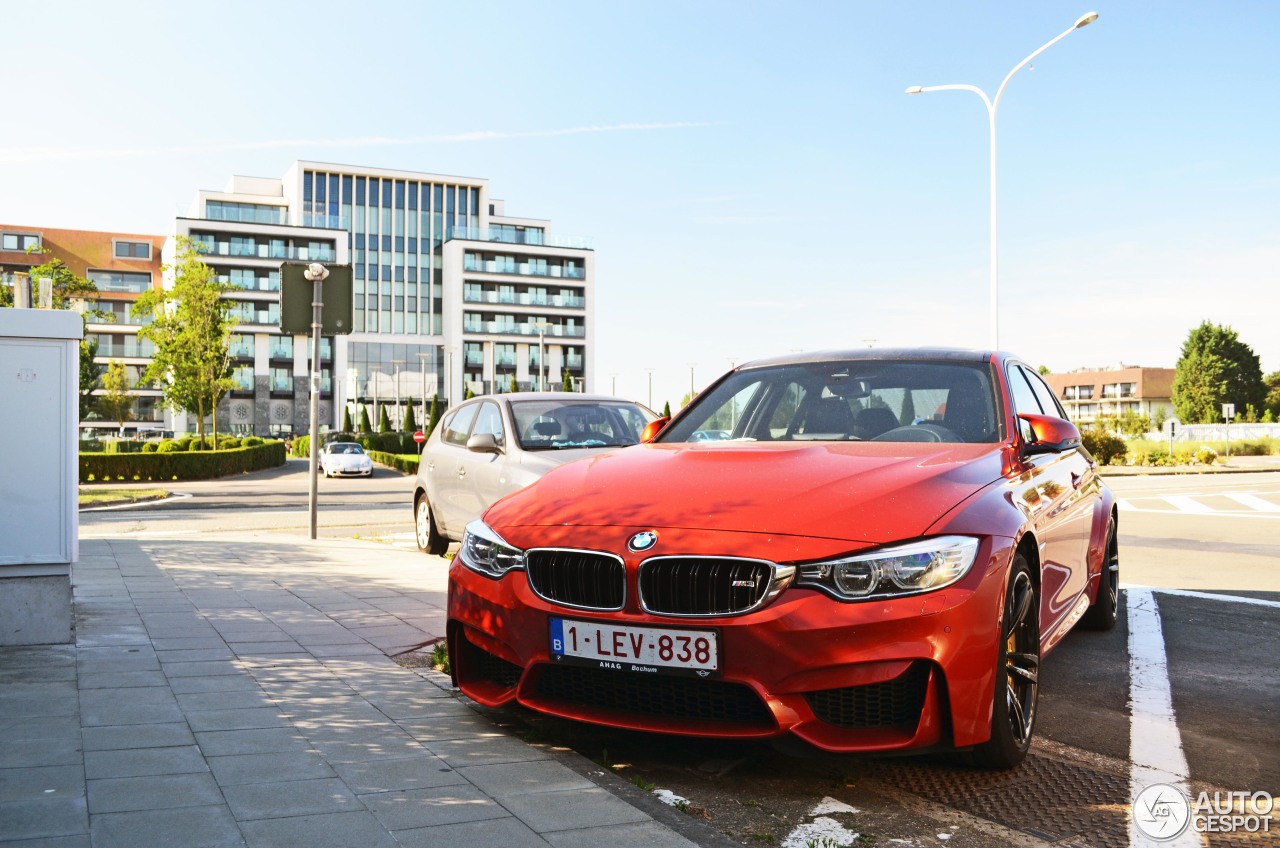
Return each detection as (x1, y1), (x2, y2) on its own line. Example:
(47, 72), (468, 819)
(1080, 516), (1119, 631)
(971, 554), (1040, 769)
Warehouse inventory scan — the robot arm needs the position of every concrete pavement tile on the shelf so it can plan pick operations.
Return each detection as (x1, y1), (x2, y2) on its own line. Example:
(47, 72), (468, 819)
(390, 711), (502, 742)
(87, 772), (224, 813)
(238, 810), (398, 848)
(162, 660), (246, 678)
(80, 701), (185, 728)
(391, 816), (552, 848)
(304, 644), (385, 658)
(83, 745), (209, 779)
(150, 636), (232, 651)
(77, 670), (168, 689)
(503, 787), (651, 833)
(0, 715), (81, 742)
(193, 729), (312, 757)
(0, 737), (84, 769)
(184, 707), (292, 733)
(156, 647), (237, 663)
(79, 685), (176, 709)
(542, 821), (702, 848)
(359, 784), (507, 830)
(304, 733), (429, 765)
(221, 777), (360, 821)
(207, 750), (335, 786)
(0, 695), (79, 719)
(67, 626), (149, 647)
(177, 690), (279, 712)
(424, 735), (551, 768)
(90, 804), (244, 848)
(168, 674), (263, 695)
(331, 754), (467, 794)
(81, 722), (195, 752)
(0, 794), (88, 841)
(455, 760), (595, 798)
(0, 764), (84, 802)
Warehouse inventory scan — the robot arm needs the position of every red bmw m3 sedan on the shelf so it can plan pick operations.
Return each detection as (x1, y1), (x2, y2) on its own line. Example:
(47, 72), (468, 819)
(446, 349), (1118, 768)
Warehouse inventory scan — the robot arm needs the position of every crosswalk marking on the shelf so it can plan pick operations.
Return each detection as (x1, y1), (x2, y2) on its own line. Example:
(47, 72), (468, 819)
(1224, 492), (1280, 512)
(1118, 490), (1280, 518)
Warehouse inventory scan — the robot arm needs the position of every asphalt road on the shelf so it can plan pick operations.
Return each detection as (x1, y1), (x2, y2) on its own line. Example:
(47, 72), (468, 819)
(80, 464), (1280, 846)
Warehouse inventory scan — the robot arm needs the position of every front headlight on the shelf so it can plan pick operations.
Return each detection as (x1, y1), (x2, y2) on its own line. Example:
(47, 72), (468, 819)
(795, 536), (979, 601)
(459, 520), (526, 579)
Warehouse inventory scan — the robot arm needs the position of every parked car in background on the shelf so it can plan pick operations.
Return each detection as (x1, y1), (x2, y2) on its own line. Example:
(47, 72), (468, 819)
(319, 441), (373, 477)
(413, 393), (657, 555)
(445, 349), (1117, 768)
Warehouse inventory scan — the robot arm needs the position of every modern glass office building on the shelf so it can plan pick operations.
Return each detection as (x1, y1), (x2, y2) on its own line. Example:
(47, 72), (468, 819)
(172, 161), (594, 436)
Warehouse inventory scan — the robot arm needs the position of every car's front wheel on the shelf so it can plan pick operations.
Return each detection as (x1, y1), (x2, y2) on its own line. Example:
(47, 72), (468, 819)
(415, 495), (449, 556)
(971, 554), (1039, 769)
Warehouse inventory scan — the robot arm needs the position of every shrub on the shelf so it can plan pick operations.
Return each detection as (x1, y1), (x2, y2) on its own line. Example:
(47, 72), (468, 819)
(294, 435), (310, 457)
(175, 437), (194, 451)
(219, 437), (241, 450)
(242, 436), (264, 447)
(1194, 446), (1219, 465)
(1081, 428), (1127, 466)
(141, 441), (158, 453)
(157, 440), (180, 453)
(79, 441), (287, 482)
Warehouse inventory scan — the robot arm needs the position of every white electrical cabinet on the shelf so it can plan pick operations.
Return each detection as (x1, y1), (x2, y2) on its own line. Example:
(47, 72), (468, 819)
(0, 308), (81, 645)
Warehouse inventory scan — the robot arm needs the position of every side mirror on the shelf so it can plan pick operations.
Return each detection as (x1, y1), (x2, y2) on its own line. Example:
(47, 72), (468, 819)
(466, 432), (502, 454)
(1018, 413), (1082, 455)
(641, 417), (670, 444)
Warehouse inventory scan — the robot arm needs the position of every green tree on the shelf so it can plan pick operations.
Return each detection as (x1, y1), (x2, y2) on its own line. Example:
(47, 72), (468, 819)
(1172, 322), (1266, 424)
(80, 337), (103, 420)
(562, 370), (574, 392)
(378, 404), (391, 433)
(342, 405), (354, 433)
(509, 374), (519, 393)
(402, 398), (418, 433)
(662, 400), (672, 418)
(133, 236), (236, 445)
(1265, 371), (1280, 418)
(427, 395), (442, 437)
(464, 385), (475, 400)
(357, 404), (372, 433)
(98, 360), (134, 434)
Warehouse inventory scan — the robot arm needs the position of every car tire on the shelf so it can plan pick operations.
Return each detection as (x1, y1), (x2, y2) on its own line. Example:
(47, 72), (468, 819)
(970, 553), (1039, 770)
(1079, 516), (1119, 631)
(415, 495), (449, 556)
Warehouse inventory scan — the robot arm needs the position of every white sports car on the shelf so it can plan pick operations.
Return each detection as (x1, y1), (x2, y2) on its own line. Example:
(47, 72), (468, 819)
(320, 441), (373, 478)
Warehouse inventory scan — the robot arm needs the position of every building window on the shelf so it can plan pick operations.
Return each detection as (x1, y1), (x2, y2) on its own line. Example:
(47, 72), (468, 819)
(2, 233), (41, 251)
(113, 240), (152, 260)
(87, 270), (152, 293)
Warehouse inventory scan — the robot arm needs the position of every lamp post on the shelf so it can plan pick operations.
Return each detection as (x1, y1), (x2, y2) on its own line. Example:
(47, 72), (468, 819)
(907, 11), (1098, 350)
(416, 351), (430, 423)
(392, 358), (405, 428)
(303, 262), (329, 541)
(530, 321), (552, 391)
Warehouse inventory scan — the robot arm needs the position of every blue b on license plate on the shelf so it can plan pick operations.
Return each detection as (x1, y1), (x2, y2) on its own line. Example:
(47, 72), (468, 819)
(549, 617), (720, 677)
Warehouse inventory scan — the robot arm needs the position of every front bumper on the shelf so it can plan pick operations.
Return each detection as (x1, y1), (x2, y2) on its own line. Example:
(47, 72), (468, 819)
(446, 535), (1013, 753)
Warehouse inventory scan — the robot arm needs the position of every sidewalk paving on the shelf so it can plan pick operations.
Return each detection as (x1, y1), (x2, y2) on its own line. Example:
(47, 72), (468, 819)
(0, 533), (718, 848)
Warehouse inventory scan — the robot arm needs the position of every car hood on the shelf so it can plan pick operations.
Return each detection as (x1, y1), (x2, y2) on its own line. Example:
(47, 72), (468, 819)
(484, 440), (1007, 546)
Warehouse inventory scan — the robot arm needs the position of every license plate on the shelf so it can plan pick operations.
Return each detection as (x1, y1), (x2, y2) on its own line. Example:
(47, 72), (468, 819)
(549, 617), (720, 677)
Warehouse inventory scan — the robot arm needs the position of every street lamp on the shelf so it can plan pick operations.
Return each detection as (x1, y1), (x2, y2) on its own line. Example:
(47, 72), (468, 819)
(907, 11), (1098, 349)
(530, 321), (553, 391)
(416, 351), (431, 423)
(303, 261), (329, 541)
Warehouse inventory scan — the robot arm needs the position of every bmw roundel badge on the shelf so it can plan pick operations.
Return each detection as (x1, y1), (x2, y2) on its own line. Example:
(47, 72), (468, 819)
(627, 531), (659, 552)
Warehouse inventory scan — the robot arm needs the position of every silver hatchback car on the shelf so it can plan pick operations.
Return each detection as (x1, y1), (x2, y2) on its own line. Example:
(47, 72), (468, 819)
(412, 393), (657, 555)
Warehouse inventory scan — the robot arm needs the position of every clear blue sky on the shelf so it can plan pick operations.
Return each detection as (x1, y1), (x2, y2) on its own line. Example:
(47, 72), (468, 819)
(5, 1), (1277, 409)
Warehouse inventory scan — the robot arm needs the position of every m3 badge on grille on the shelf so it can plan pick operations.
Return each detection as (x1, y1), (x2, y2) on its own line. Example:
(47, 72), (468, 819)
(627, 531), (658, 552)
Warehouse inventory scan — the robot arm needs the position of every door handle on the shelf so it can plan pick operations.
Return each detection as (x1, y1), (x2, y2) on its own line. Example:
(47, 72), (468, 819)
(457, 467), (467, 478)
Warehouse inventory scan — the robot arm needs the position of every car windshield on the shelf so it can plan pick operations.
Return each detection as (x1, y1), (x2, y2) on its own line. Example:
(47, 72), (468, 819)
(328, 443), (364, 454)
(511, 400), (657, 451)
(661, 359), (1002, 444)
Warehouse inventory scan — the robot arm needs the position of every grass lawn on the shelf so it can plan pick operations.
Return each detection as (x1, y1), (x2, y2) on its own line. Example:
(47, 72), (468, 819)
(79, 488), (168, 507)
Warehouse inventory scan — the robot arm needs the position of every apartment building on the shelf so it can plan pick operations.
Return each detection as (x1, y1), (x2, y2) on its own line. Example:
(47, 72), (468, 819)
(178, 161), (594, 436)
(1, 225), (166, 436)
(1042, 366), (1175, 425)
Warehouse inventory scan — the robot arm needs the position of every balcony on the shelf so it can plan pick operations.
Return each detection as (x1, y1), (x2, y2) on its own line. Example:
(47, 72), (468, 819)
(198, 242), (335, 262)
(462, 321), (585, 338)
(463, 257), (587, 280)
(463, 289), (585, 309)
(448, 226), (592, 251)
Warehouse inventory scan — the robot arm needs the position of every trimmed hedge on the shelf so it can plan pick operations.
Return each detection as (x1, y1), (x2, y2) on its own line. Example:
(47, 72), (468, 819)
(81, 442), (287, 483)
(368, 451), (419, 474)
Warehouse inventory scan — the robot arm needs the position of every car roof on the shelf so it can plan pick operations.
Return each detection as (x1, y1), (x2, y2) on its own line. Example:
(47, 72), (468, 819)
(736, 347), (999, 371)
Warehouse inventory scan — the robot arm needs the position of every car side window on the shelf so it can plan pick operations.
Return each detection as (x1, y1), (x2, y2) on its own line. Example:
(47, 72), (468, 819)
(443, 404), (479, 446)
(1024, 369), (1068, 419)
(1007, 366), (1043, 416)
(472, 401), (505, 448)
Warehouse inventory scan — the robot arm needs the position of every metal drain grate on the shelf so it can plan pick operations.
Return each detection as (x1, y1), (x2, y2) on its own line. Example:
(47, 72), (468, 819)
(875, 752), (1130, 848)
